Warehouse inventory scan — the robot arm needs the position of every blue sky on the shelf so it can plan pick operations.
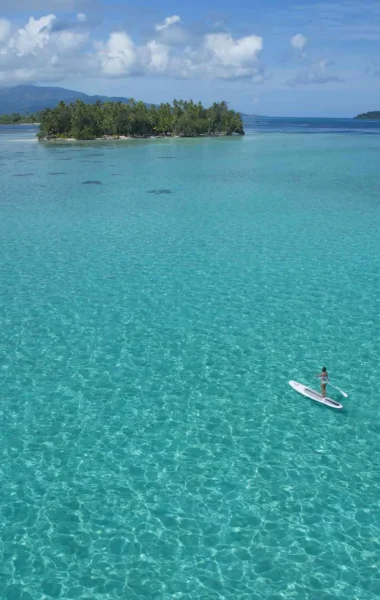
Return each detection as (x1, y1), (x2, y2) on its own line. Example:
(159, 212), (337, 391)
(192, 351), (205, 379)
(0, 0), (379, 116)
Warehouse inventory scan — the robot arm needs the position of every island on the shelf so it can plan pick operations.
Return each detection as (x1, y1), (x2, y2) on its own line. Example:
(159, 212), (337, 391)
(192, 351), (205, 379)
(355, 111), (380, 120)
(37, 99), (245, 140)
(0, 112), (41, 125)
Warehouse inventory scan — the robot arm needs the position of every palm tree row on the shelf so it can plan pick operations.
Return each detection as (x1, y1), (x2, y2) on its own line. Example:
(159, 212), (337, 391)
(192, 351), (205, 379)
(0, 112), (42, 125)
(38, 99), (245, 140)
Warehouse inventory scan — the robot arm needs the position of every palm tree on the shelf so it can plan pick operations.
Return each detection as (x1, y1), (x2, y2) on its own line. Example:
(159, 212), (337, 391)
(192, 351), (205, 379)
(37, 97), (244, 139)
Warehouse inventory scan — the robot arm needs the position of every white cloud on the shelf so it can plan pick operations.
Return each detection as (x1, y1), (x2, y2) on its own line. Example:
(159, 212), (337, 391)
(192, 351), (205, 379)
(155, 15), (181, 32)
(9, 15), (56, 56)
(97, 32), (137, 76)
(0, 18), (11, 43)
(3, 14), (88, 58)
(54, 30), (88, 52)
(0, 13), (265, 86)
(145, 41), (170, 73)
(0, 67), (37, 84)
(155, 24), (189, 46)
(291, 33), (308, 51)
(95, 29), (263, 81)
(0, 13), (91, 85)
(97, 35), (171, 76)
(205, 33), (263, 68)
(76, 13), (86, 23)
(183, 33), (264, 80)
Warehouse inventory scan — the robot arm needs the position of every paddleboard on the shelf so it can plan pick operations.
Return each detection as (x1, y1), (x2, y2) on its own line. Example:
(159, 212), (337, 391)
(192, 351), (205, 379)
(289, 381), (343, 410)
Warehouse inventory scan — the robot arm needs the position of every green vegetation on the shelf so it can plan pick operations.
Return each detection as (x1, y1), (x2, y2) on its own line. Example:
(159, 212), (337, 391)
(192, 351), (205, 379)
(355, 111), (380, 120)
(38, 99), (244, 140)
(0, 112), (42, 124)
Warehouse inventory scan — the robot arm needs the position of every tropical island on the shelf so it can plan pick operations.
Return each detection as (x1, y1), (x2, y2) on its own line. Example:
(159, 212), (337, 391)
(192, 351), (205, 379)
(37, 99), (244, 140)
(355, 111), (380, 120)
(0, 112), (41, 125)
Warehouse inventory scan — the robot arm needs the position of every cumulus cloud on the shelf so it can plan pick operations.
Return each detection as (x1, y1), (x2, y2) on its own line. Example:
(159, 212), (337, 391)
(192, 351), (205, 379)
(97, 32), (137, 76)
(95, 29), (263, 80)
(145, 41), (170, 73)
(54, 30), (88, 51)
(8, 15), (56, 56)
(97, 35), (172, 77)
(0, 18), (11, 43)
(0, 12), (264, 86)
(0, 13), (91, 85)
(155, 24), (190, 47)
(291, 33), (308, 52)
(3, 13), (88, 59)
(5, 14), (89, 57)
(187, 33), (264, 80)
(205, 33), (262, 68)
(155, 15), (181, 32)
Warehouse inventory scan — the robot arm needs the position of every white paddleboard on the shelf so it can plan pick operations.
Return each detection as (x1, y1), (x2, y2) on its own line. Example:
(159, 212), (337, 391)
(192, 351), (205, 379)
(289, 381), (343, 410)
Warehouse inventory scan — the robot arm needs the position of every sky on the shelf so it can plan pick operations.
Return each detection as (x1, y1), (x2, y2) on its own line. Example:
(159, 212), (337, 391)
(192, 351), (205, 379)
(0, 0), (379, 116)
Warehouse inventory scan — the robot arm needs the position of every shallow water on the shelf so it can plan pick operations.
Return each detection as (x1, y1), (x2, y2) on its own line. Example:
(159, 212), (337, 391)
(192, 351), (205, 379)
(1, 124), (380, 599)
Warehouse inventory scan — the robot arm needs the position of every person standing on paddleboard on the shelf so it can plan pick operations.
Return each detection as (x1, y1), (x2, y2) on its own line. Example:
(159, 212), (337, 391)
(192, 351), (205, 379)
(316, 367), (329, 398)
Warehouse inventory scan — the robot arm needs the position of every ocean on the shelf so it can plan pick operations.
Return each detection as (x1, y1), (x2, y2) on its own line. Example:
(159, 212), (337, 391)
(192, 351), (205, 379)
(1, 118), (380, 599)
(243, 115), (380, 135)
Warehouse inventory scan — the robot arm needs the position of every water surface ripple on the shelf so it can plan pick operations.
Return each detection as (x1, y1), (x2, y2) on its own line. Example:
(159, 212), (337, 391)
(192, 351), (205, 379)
(1, 125), (380, 599)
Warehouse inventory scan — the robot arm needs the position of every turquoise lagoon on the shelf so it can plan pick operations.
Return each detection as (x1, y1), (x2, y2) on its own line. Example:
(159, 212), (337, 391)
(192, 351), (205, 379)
(1, 121), (380, 599)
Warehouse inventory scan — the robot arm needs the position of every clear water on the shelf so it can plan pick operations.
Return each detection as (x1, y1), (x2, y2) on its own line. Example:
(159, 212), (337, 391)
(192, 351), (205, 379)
(243, 115), (380, 135)
(1, 122), (380, 600)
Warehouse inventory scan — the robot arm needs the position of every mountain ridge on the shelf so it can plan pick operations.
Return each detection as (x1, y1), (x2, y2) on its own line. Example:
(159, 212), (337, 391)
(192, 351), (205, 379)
(0, 85), (251, 117)
(0, 85), (132, 115)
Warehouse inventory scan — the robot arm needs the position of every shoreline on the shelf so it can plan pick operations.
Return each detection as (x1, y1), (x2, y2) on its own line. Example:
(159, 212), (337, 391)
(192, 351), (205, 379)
(38, 133), (242, 142)
(40, 135), (175, 142)
(0, 122), (40, 126)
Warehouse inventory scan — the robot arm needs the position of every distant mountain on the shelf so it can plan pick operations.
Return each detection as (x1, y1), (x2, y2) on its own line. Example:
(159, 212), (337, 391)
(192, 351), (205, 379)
(0, 85), (132, 115)
(355, 111), (380, 120)
(241, 113), (263, 118)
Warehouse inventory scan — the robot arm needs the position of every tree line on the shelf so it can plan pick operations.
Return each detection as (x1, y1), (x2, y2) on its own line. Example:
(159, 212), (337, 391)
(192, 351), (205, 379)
(0, 112), (42, 125)
(37, 99), (245, 139)
(355, 111), (380, 120)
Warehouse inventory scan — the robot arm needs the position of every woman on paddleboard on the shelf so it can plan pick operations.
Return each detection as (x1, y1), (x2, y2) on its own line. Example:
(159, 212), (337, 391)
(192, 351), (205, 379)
(316, 367), (329, 397)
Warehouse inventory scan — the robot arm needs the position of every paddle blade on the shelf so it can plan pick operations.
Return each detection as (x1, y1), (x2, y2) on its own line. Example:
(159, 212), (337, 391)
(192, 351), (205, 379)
(328, 382), (348, 398)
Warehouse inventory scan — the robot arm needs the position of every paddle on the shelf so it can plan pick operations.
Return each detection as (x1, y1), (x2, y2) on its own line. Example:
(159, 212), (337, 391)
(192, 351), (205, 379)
(327, 382), (348, 398)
